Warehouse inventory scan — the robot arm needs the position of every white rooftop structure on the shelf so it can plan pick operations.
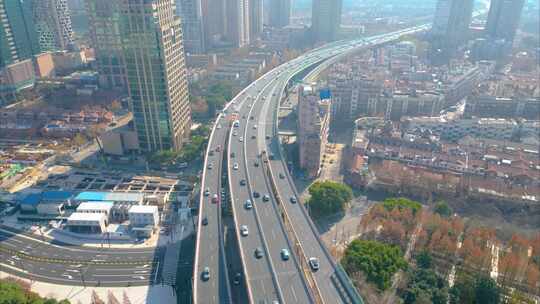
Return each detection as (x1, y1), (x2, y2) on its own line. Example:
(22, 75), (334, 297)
(129, 205), (158, 214)
(67, 212), (106, 222)
(77, 202), (114, 213)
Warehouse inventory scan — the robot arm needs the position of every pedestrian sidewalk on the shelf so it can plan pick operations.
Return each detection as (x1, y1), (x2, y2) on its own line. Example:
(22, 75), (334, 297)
(0, 271), (176, 304)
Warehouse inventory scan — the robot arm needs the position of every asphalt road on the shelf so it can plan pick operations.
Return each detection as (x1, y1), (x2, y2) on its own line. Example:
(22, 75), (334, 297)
(0, 229), (163, 287)
(195, 24), (431, 304)
(194, 113), (232, 304)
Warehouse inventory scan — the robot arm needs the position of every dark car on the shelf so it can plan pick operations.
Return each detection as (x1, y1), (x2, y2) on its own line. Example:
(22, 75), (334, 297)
(253, 191), (260, 198)
(202, 217), (208, 225)
(254, 161), (259, 167)
(290, 197), (297, 204)
(262, 195), (270, 202)
(279, 173), (285, 179)
(230, 152), (235, 158)
(254, 248), (264, 259)
(240, 179), (247, 186)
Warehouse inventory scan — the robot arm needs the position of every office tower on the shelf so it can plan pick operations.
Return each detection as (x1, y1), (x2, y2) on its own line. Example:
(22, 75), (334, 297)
(311, 0), (342, 43)
(0, 0), (40, 68)
(430, 0), (474, 63)
(119, 0), (191, 152)
(485, 0), (525, 43)
(226, 0), (250, 47)
(33, 0), (75, 51)
(201, 0), (227, 48)
(249, 0), (263, 39)
(86, 0), (126, 89)
(269, 0), (290, 28)
(177, 0), (206, 54)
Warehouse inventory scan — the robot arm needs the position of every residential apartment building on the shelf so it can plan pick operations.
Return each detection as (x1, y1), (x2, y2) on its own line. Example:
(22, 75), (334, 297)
(177, 0), (206, 54)
(0, 0), (40, 69)
(85, 0), (126, 89)
(430, 0), (474, 63)
(269, 0), (290, 28)
(485, 0), (525, 44)
(225, 0), (250, 47)
(249, 0), (263, 40)
(33, 0), (75, 52)
(119, 0), (191, 152)
(311, 0), (343, 43)
(298, 84), (331, 178)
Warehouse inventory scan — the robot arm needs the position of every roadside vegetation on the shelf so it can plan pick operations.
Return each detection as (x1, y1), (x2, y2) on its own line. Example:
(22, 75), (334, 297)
(0, 278), (70, 304)
(345, 197), (540, 303)
(306, 180), (353, 218)
(148, 124), (211, 166)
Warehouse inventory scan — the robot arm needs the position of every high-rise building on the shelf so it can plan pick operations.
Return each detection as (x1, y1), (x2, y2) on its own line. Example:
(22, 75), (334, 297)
(225, 0), (250, 47)
(0, 0), (40, 68)
(201, 0), (227, 48)
(33, 0), (75, 51)
(119, 0), (191, 152)
(269, 0), (290, 28)
(86, 0), (126, 89)
(430, 0), (474, 63)
(177, 0), (206, 54)
(298, 84), (331, 178)
(311, 0), (342, 43)
(249, 0), (263, 40)
(485, 0), (525, 44)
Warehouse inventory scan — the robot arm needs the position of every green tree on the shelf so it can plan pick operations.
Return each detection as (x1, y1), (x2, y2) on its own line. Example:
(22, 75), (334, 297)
(307, 181), (353, 218)
(433, 201), (453, 218)
(0, 279), (71, 304)
(474, 275), (500, 304)
(342, 240), (407, 290)
(382, 198), (422, 215)
(416, 250), (432, 269)
(450, 274), (476, 304)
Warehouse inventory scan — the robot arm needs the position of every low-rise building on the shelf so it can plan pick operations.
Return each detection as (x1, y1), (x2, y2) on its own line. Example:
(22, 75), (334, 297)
(66, 212), (108, 234)
(76, 201), (114, 220)
(128, 205), (159, 238)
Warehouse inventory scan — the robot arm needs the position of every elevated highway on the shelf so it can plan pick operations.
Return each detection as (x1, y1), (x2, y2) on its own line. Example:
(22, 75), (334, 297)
(194, 24), (430, 304)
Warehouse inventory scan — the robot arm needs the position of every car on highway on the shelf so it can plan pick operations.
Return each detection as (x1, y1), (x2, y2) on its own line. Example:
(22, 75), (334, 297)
(253, 191), (260, 198)
(253, 125), (257, 130)
(204, 188), (210, 196)
(207, 163), (213, 170)
(233, 272), (242, 285)
(201, 267), (210, 281)
(309, 257), (320, 271)
(230, 152), (235, 158)
(202, 217), (208, 226)
(209, 150), (214, 156)
(254, 248), (264, 259)
(251, 135), (256, 139)
(265, 135), (271, 140)
(240, 179), (246, 186)
(217, 124), (222, 129)
(250, 116), (254, 120)
(290, 197), (297, 204)
(254, 160), (259, 167)
(262, 194), (270, 202)
(244, 200), (253, 209)
(240, 225), (249, 236)
(233, 131), (238, 136)
(212, 194), (219, 204)
(279, 173), (285, 179)
(216, 145), (221, 152)
(280, 249), (290, 261)
(233, 163), (239, 170)
(239, 137), (243, 142)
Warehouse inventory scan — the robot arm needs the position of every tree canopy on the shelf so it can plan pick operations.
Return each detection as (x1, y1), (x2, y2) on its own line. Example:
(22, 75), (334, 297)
(342, 239), (407, 290)
(0, 279), (70, 304)
(307, 181), (352, 218)
(382, 197), (422, 215)
(450, 274), (500, 304)
(433, 201), (452, 218)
